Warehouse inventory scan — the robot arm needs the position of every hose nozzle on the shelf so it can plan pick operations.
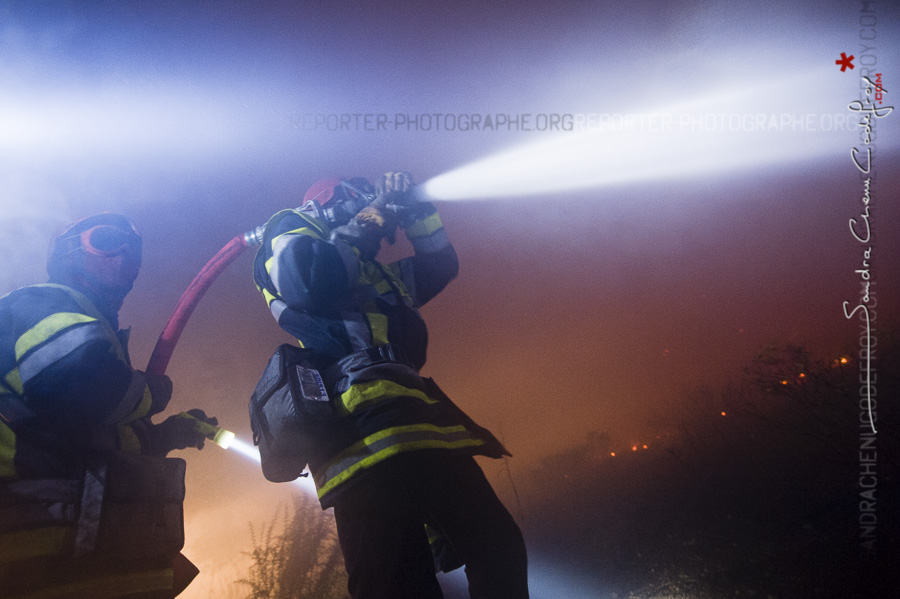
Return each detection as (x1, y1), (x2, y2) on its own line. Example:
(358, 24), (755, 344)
(243, 225), (266, 247)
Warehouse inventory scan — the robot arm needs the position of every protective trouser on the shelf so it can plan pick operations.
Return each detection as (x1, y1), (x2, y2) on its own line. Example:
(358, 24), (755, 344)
(332, 451), (529, 599)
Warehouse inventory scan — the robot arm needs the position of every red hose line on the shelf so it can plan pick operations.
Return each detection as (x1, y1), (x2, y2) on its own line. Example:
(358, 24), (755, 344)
(146, 234), (250, 376)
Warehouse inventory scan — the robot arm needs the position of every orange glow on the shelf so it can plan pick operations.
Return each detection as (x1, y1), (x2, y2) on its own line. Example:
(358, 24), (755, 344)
(721, 411), (727, 416)
(840, 357), (848, 364)
(631, 446), (637, 451)
(642, 444), (648, 449)
(781, 380), (788, 385)
(799, 373), (806, 378)
(610, 452), (616, 457)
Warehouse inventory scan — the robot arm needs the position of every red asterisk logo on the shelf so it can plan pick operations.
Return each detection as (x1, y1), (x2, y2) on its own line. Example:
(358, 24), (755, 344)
(836, 52), (855, 72)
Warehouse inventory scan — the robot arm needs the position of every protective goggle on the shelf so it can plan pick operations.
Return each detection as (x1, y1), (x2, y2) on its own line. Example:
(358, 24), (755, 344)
(78, 225), (142, 258)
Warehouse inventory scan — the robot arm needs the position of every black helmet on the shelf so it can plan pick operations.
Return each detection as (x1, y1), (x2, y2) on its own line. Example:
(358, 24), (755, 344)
(47, 213), (142, 311)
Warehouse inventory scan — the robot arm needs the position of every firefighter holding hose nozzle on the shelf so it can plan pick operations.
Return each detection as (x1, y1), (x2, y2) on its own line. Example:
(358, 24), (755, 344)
(0, 213), (218, 598)
(252, 173), (529, 598)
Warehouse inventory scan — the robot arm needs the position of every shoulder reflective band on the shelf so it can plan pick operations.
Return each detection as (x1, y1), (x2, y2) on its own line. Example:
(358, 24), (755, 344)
(15, 313), (98, 361)
(17, 320), (108, 386)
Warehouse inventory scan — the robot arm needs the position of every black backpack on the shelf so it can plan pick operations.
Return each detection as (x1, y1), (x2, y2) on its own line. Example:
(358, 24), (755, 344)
(249, 344), (336, 483)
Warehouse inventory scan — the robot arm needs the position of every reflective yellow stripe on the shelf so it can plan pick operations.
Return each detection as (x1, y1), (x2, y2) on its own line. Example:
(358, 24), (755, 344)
(365, 312), (388, 346)
(426, 524), (443, 545)
(117, 385), (152, 425)
(9, 567), (174, 599)
(380, 263), (413, 303)
(262, 287), (277, 307)
(117, 425), (141, 454)
(316, 424), (485, 498)
(17, 324), (110, 387)
(14, 313), (97, 361)
(317, 437), (485, 499)
(373, 279), (391, 295)
(357, 263), (377, 286)
(0, 526), (70, 562)
(270, 226), (323, 250)
(5, 369), (23, 394)
(358, 262), (413, 304)
(30, 285), (127, 363)
(0, 422), (16, 478)
(405, 211), (444, 238)
(339, 379), (437, 415)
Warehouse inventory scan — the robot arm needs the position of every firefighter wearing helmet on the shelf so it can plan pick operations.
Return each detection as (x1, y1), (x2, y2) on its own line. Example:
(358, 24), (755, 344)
(0, 213), (217, 598)
(253, 174), (530, 598)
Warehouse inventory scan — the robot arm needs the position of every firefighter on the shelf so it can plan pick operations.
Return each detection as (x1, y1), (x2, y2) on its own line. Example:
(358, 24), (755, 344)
(0, 213), (217, 598)
(254, 173), (530, 598)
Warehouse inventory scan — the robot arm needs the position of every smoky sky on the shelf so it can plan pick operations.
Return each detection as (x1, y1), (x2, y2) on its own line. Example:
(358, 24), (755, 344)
(1, 1), (898, 596)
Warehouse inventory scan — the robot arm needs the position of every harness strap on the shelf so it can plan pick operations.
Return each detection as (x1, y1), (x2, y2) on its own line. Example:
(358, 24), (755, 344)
(321, 343), (412, 392)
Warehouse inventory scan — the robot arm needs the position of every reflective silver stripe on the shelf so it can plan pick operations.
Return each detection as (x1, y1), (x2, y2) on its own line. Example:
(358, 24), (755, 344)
(409, 227), (450, 253)
(269, 233), (297, 297)
(15, 313), (97, 361)
(315, 424), (484, 497)
(32, 284), (127, 362)
(17, 322), (109, 385)
(103, 370), (147, 425)
(270, 298), (288, 322)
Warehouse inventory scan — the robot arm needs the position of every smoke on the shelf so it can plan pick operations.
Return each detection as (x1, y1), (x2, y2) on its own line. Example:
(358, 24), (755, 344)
(0, 171), (73, 293)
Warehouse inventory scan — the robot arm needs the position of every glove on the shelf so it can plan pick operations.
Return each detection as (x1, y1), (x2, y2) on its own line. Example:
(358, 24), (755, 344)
(142, 372), (173, 414)
(153, 409), (218, 454)
(374, 171), (417, 208)
(330, 204), (399, 260)
(374, 171), (434, 228)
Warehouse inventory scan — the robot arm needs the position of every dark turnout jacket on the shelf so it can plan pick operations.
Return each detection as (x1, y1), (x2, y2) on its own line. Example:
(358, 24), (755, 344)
(0, 283), (187, 599)
(253, 204), (507, 507)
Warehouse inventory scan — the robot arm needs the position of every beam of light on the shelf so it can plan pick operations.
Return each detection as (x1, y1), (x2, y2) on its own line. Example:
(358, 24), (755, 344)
(0, 86), (237, 160)
(227, 437), (318, 496)
(422, 70), (865, 201)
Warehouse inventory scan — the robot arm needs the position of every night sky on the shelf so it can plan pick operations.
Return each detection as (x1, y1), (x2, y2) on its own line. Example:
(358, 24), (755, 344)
(1, 1), (898, 597)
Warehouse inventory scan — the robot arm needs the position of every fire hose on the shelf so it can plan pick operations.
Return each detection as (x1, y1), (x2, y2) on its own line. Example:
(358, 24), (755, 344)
(145, 225), (266, 447)
(142, 189), (426, 448)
